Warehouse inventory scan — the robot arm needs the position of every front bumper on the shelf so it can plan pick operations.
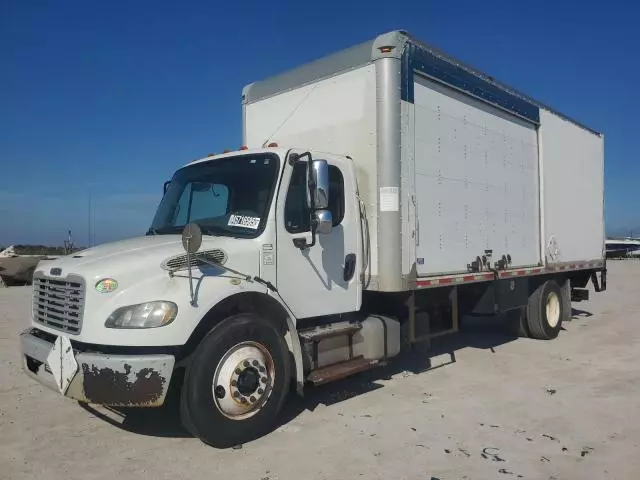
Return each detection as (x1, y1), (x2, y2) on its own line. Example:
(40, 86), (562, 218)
(20, 329), (175, 407)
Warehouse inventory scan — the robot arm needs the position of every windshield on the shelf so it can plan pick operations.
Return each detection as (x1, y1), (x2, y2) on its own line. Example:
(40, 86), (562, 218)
(149, 153), (280, 238)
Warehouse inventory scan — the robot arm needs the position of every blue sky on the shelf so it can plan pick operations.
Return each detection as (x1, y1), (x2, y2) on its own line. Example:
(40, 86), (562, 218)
(1, 0), (638, 246)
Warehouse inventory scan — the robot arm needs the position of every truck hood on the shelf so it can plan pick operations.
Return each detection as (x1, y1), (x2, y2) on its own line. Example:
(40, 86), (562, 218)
(35, 235), (260, 282)
(31, 234), (265, 346)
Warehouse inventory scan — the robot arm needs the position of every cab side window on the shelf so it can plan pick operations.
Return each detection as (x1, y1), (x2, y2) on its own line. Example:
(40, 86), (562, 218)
(284, 162), (345, 234)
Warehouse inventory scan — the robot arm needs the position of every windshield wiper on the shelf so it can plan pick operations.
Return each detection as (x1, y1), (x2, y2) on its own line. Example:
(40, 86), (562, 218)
(199, 226), (222, 236)
(199, 225), (242, 238)
(147, 227), (181, 235)
(148, 225), (240, 238)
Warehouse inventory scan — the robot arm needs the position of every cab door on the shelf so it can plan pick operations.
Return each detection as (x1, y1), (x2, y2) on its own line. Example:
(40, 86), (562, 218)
(275, 151), (362, 319)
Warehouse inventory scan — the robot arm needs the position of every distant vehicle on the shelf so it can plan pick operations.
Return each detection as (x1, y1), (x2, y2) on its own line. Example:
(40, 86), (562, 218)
(0, 247), (45, 286)
(0, 240), (77, 286)
(20, 30), (606, 448)
(605, 237), (640, 258)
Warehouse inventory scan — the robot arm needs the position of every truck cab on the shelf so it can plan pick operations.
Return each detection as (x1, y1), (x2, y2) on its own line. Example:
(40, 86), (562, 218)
(20, 147), (374, 448)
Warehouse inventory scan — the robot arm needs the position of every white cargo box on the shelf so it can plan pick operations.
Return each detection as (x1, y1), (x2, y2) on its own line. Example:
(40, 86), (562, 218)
(242, 30), (604, 292)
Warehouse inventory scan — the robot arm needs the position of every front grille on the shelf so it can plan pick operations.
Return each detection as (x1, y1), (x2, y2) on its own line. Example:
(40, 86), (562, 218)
(32, 274), (85, 334)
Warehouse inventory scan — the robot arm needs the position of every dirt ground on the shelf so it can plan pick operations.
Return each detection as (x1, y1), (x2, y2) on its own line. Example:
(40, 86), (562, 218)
(1, 261), (639, 480)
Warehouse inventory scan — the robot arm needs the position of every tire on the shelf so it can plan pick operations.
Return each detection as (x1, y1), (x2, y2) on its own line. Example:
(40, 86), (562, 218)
(180, 313), (291, 448)
(526, 279), (567, 340)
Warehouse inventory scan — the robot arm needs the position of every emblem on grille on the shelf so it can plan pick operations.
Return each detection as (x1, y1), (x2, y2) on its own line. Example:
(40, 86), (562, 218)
(50, 268), (62, 276)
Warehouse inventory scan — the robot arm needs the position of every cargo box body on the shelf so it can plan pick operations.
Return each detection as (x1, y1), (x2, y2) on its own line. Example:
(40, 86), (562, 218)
(242, 30), (604, 292)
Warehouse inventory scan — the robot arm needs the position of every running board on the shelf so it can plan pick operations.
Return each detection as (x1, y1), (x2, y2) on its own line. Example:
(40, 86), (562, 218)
(298, 321), (362, 343)
(307, 357), (381, 386)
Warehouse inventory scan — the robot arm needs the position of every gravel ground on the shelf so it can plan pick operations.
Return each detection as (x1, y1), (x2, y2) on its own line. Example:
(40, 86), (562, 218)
(1, 261), (639, 480)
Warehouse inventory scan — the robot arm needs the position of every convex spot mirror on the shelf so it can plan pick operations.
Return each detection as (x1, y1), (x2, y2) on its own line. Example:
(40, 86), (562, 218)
(314, 210), (333, 235)
(182, 223), (202, 254)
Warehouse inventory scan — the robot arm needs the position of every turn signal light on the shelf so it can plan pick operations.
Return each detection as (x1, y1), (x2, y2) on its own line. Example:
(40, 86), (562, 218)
(239, 146), (248, 150)
(267, 142), (278, 147)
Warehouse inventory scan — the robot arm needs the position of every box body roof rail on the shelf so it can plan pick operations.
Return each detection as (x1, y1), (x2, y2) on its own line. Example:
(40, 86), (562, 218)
(243, 30), (600, 136)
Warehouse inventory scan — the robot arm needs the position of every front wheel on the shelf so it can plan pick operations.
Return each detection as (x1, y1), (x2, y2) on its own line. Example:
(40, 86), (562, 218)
(181, 313), (291, 448)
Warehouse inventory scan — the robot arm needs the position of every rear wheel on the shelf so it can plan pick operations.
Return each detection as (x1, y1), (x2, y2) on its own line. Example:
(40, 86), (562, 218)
(526, 279), (567, 340)
(180, 313), (291, 448)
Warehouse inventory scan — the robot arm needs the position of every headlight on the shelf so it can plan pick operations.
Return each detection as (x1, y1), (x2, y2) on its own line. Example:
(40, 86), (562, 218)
(105, 301), (178, 329)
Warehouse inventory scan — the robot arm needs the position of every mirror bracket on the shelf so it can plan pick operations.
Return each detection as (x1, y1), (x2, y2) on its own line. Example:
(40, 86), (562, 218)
(288, 151), (312, 166)
(292, 214), (318, 250)
(292, 210), (332, 250)
(293, 236), (315, 250)
(181, 223), (203, 306)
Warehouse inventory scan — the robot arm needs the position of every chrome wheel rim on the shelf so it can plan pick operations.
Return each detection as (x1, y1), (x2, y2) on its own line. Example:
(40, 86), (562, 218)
(212, 341), (274, 420)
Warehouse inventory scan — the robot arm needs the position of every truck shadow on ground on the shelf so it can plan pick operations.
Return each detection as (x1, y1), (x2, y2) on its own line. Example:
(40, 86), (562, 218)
(78, 369), (192, 438)
(79, 309), (593, 443)
(572, 307), (593, 318)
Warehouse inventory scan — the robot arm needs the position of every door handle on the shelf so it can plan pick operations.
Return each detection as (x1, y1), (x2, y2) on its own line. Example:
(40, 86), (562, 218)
(343, 253), (356, 282)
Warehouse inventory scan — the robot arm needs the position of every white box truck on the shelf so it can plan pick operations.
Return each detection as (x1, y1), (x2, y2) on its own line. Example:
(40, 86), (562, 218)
(20, 30), (606, 447)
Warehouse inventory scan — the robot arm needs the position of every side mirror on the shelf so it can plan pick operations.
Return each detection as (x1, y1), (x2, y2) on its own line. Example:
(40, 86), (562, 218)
(314, 210), (333, 235)
(292, 153), (333, 250)
(307, 159), (330, 211)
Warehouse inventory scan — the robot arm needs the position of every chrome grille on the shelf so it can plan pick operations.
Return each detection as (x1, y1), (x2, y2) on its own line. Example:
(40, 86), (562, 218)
(32, 274), (85, 334)
(161, 249), (227, 272)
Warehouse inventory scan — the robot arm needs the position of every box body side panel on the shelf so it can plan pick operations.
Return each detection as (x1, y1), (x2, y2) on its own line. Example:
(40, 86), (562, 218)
(413, 75), (541, 276)
(539, 109), (604, 263)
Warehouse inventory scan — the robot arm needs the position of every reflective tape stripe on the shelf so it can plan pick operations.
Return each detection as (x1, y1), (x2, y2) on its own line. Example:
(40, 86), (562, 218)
(415, 260), (603, 289)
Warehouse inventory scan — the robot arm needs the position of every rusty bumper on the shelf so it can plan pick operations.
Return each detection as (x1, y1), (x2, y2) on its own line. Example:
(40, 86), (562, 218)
(20, 329), (175, 407)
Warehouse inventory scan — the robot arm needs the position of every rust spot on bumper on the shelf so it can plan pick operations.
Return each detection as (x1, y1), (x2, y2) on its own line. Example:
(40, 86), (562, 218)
(80, 363), (168, 407)
(19, 329), (175, 407)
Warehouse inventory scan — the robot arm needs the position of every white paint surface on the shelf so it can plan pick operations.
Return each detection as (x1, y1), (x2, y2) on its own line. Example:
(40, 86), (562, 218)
(245, 65), (380, 279)
(412, 75), (541, 275)
(30, 233), (271, 346)
(538, 110), (604, 263)
(274, 152), (362, 318)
